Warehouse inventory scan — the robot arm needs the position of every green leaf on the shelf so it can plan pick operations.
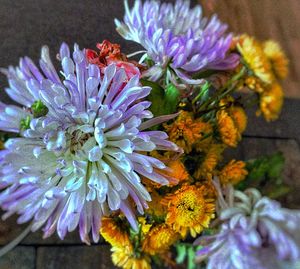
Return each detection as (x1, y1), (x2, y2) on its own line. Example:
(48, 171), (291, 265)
(193, 82), (210, 106)
(165, 83), (180, 114)
(141, 79), (166, 117)
(176, 244), (187, 264)
(237, 152), (286, 196)
(141, 79), (180, 117)
(268, 185), (291, 199)
(187, 246), (196, 269)
(267, 153), (285, 179)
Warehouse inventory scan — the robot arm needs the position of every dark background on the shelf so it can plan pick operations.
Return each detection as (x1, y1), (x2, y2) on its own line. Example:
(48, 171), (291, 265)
(0, 1), (300, 268)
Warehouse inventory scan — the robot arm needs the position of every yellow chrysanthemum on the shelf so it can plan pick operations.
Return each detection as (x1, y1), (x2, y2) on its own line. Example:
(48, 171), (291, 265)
(164, 111), (209, 153)
(194, 121), (214, 152)
(218, 98), (247, 134)
(165, 185), (215, 238)
(194, 143), (224, 179)
(142, 224), (179, 255)
(219, 160), (248, 185)
(217, 110), (240, 147)
(112, 245), (151, 269)
(259, 83), (284, 121)
(100, 217), (130, 248)
(263, 40), (289, 80)
(237, 35), (274, 86)
(230, 106), (248, 133)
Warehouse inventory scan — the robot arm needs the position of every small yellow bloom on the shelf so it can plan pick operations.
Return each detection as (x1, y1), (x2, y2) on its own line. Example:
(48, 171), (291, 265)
(219, 160), (248, 185)
(194, 143), (224, 179)
(230, 106), (248, 133)
(194, 121), (214, 152)
(217, 110), (240, 147)
(244, 76), (265, 93)
(263, 40), (289, 80)
(138, 217), (152, 236)
(112, 244), (151, 269)
(100, 217), (130, 248)
(164, 111), (209, 153)
(259, 83), (284, 121)
(165, 159), (190, 184)
(142, 224), (179, 255)
(237, 35), (274, 85)
(165, 185), (215, 238)
(218, 98), (248, 134)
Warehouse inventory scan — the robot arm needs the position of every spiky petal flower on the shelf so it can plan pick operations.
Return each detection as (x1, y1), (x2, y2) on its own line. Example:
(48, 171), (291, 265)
(115, 0), (239, 84)
(165, 185), (215, 238)
(0, 43), (180, 243)
(195, 185), (300, 269)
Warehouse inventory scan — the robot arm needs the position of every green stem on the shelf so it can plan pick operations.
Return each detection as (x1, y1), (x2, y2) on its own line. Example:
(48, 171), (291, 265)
(197, 67), (246, 113)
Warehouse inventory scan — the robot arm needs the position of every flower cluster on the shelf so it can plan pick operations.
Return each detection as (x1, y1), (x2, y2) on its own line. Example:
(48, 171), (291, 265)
(0, 0), (296, 268)
(234, 35), (288, 121)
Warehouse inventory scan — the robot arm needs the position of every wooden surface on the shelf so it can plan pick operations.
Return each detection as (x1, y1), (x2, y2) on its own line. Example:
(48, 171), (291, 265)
(0, 0), (299, 268)
(200, 0), (300, 98)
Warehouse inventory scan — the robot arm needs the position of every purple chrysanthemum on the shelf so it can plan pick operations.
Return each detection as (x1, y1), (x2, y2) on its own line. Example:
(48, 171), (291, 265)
(0, 43), (180, 244)
(115, 0), (239, 85)
(195, 186), (300, 269)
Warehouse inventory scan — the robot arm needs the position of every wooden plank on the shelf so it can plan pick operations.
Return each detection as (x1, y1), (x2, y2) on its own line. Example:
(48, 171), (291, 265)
(244, 98), (300, 144)
(0, 246), (35, 269)
(36, 245), (115, 269)
(0, 213), (103, 246)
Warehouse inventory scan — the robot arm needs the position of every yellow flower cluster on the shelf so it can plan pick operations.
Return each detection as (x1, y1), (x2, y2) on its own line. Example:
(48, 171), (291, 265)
(164, 111), (213, 154)
(142, 224), (179, 255)
(217, 105), (248, 148)
(164, 185), (215, 238)
(101, 215), (181, 269)
(263, 40), (289, 80)
(97, 32), (288, 269)
(100, 217), (131, 247)
(112, 246), (151, 269)
(259, 83), (284, 121)
(237, 35), (274, 86)
(235, 35), (288, 121)
(219, 160), (248, 185)
(101, 217), (151, 269)
(194, 143), (224, 179)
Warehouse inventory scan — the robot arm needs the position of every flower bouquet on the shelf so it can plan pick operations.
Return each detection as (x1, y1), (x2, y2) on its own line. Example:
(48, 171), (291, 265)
(0, 0), (298, 268)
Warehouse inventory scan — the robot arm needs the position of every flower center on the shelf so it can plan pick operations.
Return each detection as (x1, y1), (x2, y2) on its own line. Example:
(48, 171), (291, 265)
(69, 130), (92, 155)
(175, 191), (205, 225)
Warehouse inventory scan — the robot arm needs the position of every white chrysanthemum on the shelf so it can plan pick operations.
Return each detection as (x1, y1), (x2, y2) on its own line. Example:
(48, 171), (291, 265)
(0, 43), (180, 243)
